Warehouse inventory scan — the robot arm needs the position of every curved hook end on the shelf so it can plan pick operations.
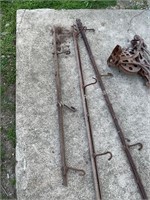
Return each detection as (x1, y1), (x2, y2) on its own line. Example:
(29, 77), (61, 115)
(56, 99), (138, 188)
(138, 143), (143, 151)
(84, 77), (97, 89)
(107, 152), (113, 160)
(67, 166), (86, 176)
(94, 151), (113, 161)
(128, 143), (143, 151)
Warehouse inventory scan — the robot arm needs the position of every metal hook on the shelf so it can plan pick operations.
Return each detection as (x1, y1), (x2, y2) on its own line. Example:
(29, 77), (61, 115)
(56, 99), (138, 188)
(94, 151), (113, 161)
(57, 50), (70, 55)
(63, 104), (77, 112)
(83, 26), (95, 32)
(101, 73), (113, 77)
(128, 143), (143, 151)
(67, 166), (86, 176)
(84, 77), (97, 89)
(57, 102), (77, 112)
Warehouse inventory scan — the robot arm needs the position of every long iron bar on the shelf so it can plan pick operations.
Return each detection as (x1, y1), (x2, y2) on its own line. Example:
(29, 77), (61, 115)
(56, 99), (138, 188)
(53, 26), (85, 186)
(73, 26), (112, 200)
(76, 19), (147, 200)
(53, 26), (68, 186)
(73, 27), (102, 200)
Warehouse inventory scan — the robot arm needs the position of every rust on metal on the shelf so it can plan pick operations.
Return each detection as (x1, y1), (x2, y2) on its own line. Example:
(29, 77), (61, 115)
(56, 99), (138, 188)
(76, 19), (147, 200)
(53, 26), (85, 186)
(72, 25), (113, 200)
(107, 35), (150, 87)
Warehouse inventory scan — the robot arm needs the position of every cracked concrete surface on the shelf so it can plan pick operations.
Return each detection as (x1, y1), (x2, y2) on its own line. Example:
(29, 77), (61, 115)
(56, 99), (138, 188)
(16, 9), (150, 200)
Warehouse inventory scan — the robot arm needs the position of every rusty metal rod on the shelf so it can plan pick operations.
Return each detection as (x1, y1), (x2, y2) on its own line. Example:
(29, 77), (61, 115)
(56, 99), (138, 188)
(73, 26), (113, 200)
(76, 19), (147, 200)
(73, 27), (102, 200)
(53, 26), (85, 186)
(53, 26), (68, 186)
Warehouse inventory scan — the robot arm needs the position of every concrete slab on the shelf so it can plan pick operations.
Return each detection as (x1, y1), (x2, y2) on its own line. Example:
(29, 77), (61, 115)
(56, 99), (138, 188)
(16, 9), (150, 200)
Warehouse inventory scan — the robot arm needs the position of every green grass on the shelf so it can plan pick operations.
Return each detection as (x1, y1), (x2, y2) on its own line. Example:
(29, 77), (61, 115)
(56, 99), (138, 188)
(0, 85), (5, 96)
(1, 56), (16, 85)
(0, 145), (5, 161)
(10, 178), (16, 186)
(2, 101), (15, 112)
(7, 125), (16, 147)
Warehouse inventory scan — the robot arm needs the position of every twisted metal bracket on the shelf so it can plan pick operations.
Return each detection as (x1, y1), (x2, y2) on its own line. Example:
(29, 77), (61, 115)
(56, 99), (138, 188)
(107, 35), (150, 87)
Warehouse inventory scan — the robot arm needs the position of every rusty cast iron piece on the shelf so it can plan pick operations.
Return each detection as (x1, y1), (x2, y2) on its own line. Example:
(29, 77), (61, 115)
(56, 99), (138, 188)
(72, 25), (113, 200)
(76, 19), (147, 199)
(107, 35), (150, 87)
(53, 26), (85, 186)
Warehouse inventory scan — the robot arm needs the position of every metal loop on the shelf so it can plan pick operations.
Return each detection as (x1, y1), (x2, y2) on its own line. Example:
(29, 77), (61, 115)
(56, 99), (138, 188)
(128, 143), (143, 151)
(67, 166), (86, 176)
(94, 151), (113, 161)
(84, 77), (97, 89)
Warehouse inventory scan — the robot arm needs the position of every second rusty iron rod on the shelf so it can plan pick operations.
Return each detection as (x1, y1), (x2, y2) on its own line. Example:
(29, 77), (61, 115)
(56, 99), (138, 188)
(73, 27), (102, 200)
(72, 25), (114, 200)
(76, 19), (147, 200)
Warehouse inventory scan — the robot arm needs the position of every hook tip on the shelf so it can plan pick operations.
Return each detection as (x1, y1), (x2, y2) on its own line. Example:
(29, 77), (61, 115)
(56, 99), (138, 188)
(138, 143), (143, 151)
(108, 152), (113, 160)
